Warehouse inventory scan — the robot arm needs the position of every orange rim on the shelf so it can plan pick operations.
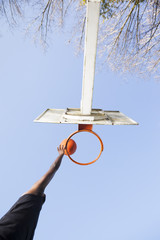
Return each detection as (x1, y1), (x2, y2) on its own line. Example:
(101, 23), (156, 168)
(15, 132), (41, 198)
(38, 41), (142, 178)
(65, 129), (104, 166)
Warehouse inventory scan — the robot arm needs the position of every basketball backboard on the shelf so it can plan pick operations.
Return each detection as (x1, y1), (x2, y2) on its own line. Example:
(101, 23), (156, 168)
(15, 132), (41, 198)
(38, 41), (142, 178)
(34, 108), (138, 125)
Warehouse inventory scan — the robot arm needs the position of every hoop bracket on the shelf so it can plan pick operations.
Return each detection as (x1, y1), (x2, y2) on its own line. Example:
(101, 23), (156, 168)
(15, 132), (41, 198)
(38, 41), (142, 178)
(78, 124), (93, 131)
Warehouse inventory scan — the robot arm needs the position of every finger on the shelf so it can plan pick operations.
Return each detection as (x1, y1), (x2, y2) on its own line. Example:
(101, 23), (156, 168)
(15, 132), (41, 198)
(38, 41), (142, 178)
(62, 145), (65, 150)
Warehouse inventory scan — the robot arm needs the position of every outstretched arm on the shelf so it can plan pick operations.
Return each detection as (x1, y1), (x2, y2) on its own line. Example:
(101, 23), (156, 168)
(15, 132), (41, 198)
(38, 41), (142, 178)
(23, 145), (65, 196)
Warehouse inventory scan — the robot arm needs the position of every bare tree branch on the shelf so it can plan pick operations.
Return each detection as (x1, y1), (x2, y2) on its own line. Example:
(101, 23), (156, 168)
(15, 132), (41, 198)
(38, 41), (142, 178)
(0, 0), (160, 78)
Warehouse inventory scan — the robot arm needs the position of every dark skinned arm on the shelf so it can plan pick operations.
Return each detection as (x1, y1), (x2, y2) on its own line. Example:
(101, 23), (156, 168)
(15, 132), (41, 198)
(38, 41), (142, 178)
(22, 145), (65, 196)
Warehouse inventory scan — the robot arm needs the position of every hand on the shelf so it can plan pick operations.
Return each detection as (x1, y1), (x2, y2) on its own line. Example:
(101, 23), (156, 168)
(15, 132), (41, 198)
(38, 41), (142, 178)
(57, 145), (65, 155)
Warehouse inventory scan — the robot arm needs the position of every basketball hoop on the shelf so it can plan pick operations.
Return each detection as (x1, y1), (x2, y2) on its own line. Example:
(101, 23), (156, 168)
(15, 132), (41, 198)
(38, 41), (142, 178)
(65, 127), (104, 166)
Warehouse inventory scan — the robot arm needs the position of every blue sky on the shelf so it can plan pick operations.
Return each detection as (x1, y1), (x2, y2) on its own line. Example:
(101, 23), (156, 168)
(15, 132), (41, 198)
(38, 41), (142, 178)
(0, 22), (160, 240)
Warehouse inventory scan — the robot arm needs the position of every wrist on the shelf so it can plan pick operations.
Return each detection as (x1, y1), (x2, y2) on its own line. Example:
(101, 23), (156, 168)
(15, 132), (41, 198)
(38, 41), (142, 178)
(59, 153), (64, 157)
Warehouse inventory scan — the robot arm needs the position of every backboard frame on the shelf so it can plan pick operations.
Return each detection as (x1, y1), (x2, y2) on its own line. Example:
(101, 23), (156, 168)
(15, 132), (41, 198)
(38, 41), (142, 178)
(34, 108), (138, 125)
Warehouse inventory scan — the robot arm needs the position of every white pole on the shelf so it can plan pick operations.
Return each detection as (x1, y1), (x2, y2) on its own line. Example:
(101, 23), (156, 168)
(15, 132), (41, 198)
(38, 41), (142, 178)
(80, 0), (101, 115)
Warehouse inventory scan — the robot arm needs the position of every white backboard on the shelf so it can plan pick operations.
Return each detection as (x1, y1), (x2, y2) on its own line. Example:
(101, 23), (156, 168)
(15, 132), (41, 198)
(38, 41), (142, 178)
(34, 108), (138, 125)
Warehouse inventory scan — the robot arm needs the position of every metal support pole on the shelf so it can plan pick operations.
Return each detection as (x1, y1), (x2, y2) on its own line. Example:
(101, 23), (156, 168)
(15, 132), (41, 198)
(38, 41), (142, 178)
(80, 0), (101, 115)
